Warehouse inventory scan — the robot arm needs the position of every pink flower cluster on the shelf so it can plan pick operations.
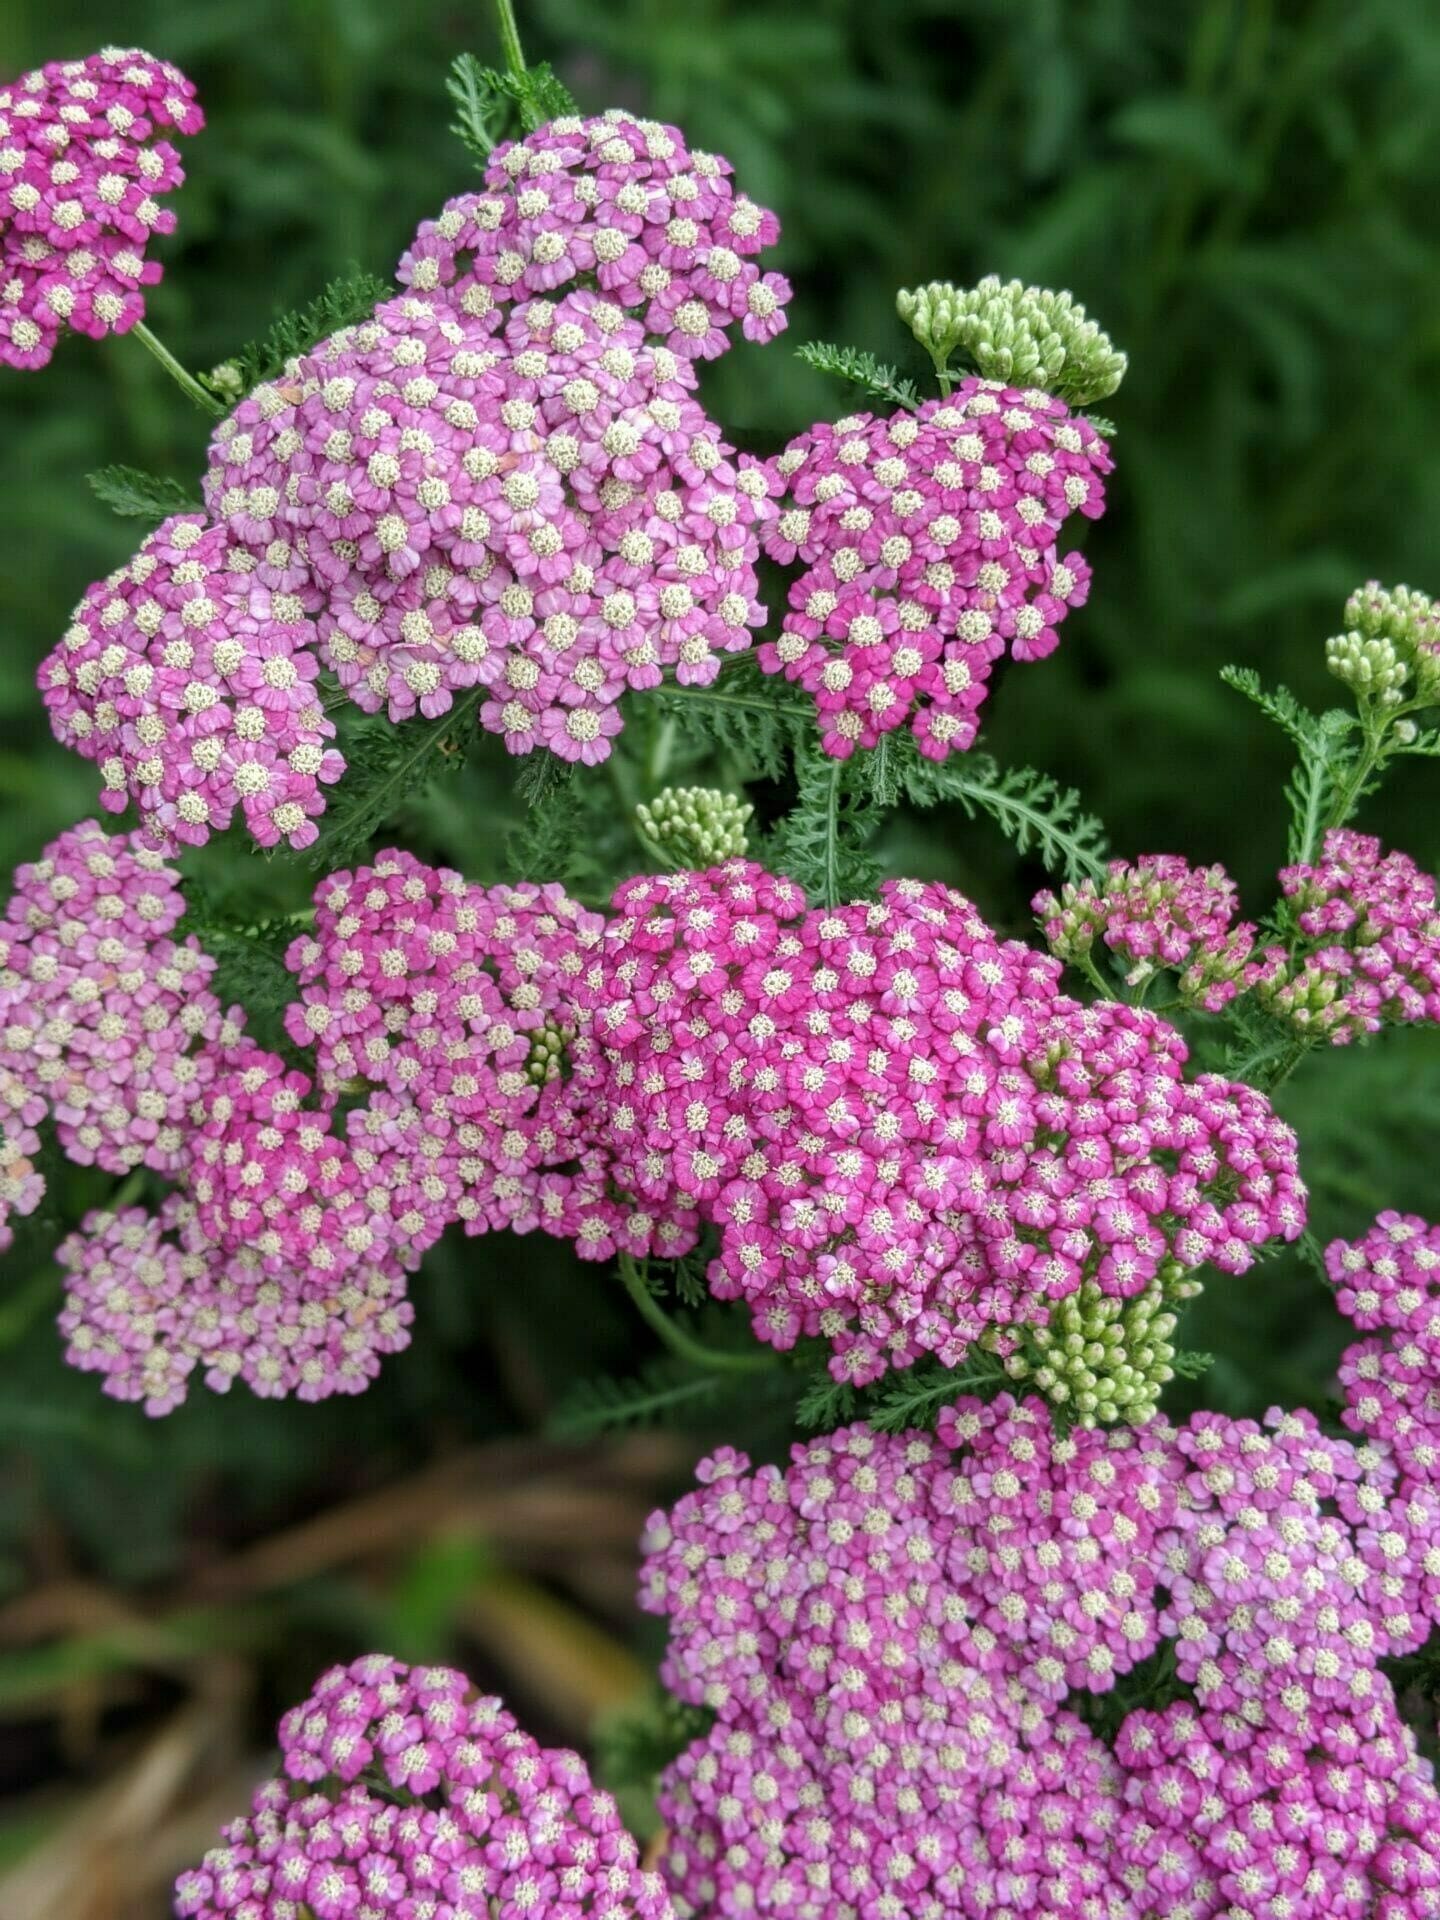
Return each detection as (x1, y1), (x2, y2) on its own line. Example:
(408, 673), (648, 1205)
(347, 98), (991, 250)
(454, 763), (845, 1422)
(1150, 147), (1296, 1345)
(1262, 829), (1440, 1042)
(39, 514), (344, 853)
(642, 1387), (1440, 1920)
(759, 383), (1111, 759)
(398, 108), (790, 358)
(29, 847), (1304, 1410)
(57, 1189), (413, 1416)
(174, 1655), (674, 1920)
(0, 48), (202, 370)
(1034, 855), (1259, 1013)
(205, 291), (772, 762)
(1331, 1211), (1440, 1478)
(1036, 832), (1440, 1046)
(283, 853), (609, 1252)
(572, 863), (1303, 1385)
(0, 820), (235, 1248)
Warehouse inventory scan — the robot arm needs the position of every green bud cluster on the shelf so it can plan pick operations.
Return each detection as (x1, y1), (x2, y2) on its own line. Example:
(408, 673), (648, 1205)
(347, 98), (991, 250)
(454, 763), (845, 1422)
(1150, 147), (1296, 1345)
(525, 1018), (570, 1086)
(1327, 580), (1440, 710)
(896, 275), (1128, 406)
(636, 786), (753, 868)
(1009, 1275), (1193, 1426)
(205, 360), (246, 405)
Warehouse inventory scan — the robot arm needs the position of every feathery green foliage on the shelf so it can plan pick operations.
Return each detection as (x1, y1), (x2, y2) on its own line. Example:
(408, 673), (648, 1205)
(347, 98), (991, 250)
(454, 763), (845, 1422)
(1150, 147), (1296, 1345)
(794, 340), (921, 413)
(446, 53), (502, 161)
(893, 736), (1109, 882)
(212, 270), (393, 398)
(86, 465), (203, 523)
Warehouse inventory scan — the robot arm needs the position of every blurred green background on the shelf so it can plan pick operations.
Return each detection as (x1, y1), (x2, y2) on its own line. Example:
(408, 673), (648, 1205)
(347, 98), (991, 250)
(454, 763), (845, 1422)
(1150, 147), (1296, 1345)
(2, 1), (1440, 1911)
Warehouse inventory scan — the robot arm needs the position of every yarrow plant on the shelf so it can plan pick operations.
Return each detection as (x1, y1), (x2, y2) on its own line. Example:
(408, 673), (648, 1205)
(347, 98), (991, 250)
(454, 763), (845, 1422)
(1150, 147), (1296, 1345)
(4, 11), (1440, 1917)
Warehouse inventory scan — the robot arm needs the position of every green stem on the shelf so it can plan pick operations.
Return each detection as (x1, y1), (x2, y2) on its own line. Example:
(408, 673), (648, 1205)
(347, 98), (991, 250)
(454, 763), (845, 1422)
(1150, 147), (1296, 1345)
(617, 1253), (772, 1374)
(129, 321), (225, 417)
(495, 0), (528, 85)
(1324, 720), (1388, 839)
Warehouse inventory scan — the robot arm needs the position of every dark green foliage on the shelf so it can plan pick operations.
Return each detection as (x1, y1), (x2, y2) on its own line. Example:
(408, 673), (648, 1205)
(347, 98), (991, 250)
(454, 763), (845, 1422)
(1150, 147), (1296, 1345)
(216, 270), (394, 397)
(446, 53), (504, 162)
(87, 464), (203, 522)
(307, 689), (490, 871)
(549, 1358), (726, 1441)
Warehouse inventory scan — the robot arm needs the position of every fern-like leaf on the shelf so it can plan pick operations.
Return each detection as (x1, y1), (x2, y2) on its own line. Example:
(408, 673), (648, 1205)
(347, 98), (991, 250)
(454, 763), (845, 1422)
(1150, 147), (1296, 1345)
(548, 1358), (724, 1442)
(894, 736), (1108, 881)
(217, 270), (392, 397)
(794, 1371), (860, 1431)
(767, 739), (884, 906)
(87, 465), (203, 523)
(446, 53), (500, 161)
(797, 340), (922, 413)
(481, 62), (579, 132)
(1219, 665), (1357, 863)
(651, 667), (810, 785)
(308, 688), (486, 870)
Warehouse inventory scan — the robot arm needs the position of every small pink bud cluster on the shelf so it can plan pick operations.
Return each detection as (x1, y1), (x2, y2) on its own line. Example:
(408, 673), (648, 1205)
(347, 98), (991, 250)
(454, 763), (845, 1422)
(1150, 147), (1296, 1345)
(1255, 829), (1440, 1041)
(0, 48), (202, 370)
(571, 862), (1303, 1385)
(1034, 854), (1259, 1012)
(39, 514), (344, 853)
(1331, 1211), (1440, 1482)
(641, 1388), (1440, 1920)
(398, 108), (790, 358)
(174, 1655), (675, 1920)
(205, 292), (773, 762)
(0, 820), (235, 1249)
(759, 383), (1110, 760)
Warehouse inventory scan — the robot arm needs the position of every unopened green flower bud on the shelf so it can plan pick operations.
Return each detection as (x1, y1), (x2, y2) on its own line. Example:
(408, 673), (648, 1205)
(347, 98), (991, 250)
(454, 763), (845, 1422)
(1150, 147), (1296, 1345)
(1330, 580), (1440, 711)
(636, 786), (753, 869)
(206, 360), (246, 404)
(896, 274), (1127, 406)
(1014, 1278), (1181, 1427)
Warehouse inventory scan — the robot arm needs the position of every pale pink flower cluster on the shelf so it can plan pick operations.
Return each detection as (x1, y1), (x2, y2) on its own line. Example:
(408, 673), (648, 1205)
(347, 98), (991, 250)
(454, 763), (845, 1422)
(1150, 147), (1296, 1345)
(0, 47), (202, 369)
(39, 514), (343, 853)
(760, 384), (1111, 759)
(398, 108), (790, 356)
(0, 820), (235, 1251)
(204, 291), (772, 763)
(175, 1655), (675, 1920)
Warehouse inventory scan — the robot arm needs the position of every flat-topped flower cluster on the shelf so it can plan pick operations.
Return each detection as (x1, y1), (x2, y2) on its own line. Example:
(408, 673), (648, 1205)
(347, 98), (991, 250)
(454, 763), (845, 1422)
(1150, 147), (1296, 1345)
(0, 46), (202, 369)
(397, 108), (791, 355)
(8, 825), (1305, 1413)
(640, 1229), (1440, 1919)
(174, 1654), (675, 1920)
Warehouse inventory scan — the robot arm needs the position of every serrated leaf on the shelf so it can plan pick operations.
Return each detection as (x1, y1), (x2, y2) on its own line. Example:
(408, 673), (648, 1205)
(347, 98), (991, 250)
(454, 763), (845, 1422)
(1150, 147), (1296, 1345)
(217, 270), (392, 398)
(308, 687), (487, 871)
(796, 339), (922, 413)
(547, 1358), (724, 1442)
(767, 738), (884, 906)
(446, 52), (500, 162)
(893, 735), (1109, 882)
(87, 465), (203, 523)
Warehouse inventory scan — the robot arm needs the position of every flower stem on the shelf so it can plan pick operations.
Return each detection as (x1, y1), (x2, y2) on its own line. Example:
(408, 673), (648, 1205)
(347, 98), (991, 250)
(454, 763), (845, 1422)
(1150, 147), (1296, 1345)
(130, 321), (225, 417)
(616, 1252), (773, 1374)
(495, 0), (528, 84)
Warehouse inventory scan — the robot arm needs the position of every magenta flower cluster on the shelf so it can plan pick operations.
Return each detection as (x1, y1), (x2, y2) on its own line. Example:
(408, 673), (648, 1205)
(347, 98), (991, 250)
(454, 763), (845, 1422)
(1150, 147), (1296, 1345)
(759, 384), (1111, 760)
(174, 1654), (675, 1920)
(204, 291), (773, 762)
(1034, 855), (1258, 1013)
(283, 852), (609, 1252)
(0, 47), (202, 370)
(0, 821), (235, 1249)
(1331, 1210), (1440, 1478)
(39, 514), (344, 853)
(397, 108), (791, 358)
(642, 1381), (1440, 1920)
(1262, 829), (1440, 1041)
(571, 862), (1303, 1385)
